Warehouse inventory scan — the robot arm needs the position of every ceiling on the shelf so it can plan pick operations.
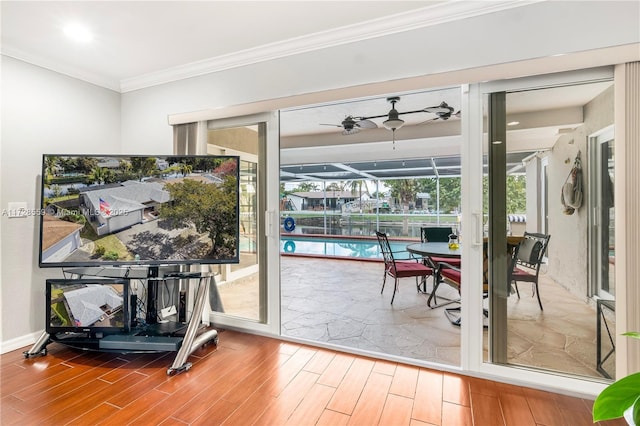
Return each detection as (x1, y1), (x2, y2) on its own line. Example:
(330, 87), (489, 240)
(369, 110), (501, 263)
(278, 80), (612, 183)
(0, 1), (442, 91)
(1, 1), (615, 184)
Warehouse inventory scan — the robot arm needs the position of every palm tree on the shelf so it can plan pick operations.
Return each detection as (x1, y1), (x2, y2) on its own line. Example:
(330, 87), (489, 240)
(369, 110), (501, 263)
(43, 156), (59, 187)
(180, 163), (193, 177)
(88, 166), (113, 184)
(345, 180), (371, 212)
(387, 179), (419, 212)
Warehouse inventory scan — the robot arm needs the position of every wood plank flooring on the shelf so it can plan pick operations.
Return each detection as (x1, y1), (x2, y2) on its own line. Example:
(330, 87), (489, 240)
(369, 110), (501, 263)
(0, 330), (626, 425)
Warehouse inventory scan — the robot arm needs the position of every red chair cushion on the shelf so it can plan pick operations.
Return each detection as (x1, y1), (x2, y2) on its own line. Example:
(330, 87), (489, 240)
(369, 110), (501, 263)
(429, 256), (462, 266)
(512, 268), (533, 277)
(393, 262), (433, 278)
(440, 268), (461, 284)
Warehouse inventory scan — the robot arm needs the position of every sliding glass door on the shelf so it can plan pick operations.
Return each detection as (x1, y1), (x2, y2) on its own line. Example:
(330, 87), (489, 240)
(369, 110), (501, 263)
(480, 69), (616, 379)
(176, 112), (281, 335)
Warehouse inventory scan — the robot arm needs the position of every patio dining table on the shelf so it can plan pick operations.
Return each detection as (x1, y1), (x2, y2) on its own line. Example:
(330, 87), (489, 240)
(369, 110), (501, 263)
(406, 242), (461, 307)
(406, 236), (525, 309)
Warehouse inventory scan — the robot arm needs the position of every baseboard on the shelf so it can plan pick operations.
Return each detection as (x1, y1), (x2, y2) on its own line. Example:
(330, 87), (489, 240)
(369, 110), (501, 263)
(1, 330), (42, 354)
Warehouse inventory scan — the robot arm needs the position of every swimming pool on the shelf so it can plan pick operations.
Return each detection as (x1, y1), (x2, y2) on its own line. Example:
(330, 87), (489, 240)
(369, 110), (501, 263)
(280, 235), (413, 260)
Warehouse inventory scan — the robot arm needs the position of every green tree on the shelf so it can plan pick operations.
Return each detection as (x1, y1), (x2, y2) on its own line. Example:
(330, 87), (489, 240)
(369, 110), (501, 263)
(119, 159), (132, 173)
(414, 177), (461, 213)
(482, 174), (527, 214)
(294, 182), (319, 192)
(44, 156), (59, 186)
(51, 184), (62, 198)
(386, 179), (419, 210)
(159, 176), (238, 258)
(506, 175), (527, 213)
(345, 180), (371, 212)
(439, 178), (462, 213)
(180, 162), (193, 177)
(88, 166), (113, 184)
(325, 182), (343, 191)
(131, 157), (158, 181)
(73, 157), (98, 174)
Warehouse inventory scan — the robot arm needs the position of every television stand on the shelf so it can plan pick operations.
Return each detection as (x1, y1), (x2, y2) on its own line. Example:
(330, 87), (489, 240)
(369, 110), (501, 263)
(24, 272), (218, 376)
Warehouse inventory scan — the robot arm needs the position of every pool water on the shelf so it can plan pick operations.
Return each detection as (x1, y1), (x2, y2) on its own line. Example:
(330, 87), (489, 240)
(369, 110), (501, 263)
(280, 236), (412, 259)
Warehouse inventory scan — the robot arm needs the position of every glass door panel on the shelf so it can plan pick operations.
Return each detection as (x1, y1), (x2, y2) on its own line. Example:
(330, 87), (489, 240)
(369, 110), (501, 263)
(279, 88), (464, 367)
(483, 77), (615, 380)
(203, 112), (280, 335)
(206, 125), (261, 321)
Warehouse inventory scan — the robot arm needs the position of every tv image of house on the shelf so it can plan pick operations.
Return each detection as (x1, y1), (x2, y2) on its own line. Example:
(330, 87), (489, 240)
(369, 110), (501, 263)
(63, 285), (123, 327)
(80, 181), (170, 236)
(41, 215), (84, 263)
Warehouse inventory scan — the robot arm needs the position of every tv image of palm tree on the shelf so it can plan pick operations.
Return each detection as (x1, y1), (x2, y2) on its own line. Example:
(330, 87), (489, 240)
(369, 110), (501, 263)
(159, 173), (238, 259)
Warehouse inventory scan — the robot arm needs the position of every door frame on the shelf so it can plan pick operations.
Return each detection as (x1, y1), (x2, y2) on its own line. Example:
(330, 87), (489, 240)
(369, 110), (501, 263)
(467, 67), (616, 394)
(588, 125), (615, 300)
(203, 111), (281, 336)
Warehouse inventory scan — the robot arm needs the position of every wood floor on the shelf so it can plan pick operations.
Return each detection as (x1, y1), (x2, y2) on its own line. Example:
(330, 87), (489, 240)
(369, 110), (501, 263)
(1, 329), (625, 426)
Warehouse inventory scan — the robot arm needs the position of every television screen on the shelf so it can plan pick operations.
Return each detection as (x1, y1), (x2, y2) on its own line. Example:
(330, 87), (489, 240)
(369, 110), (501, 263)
(39, 154), (240, 267)
(46, 278), (129, 335)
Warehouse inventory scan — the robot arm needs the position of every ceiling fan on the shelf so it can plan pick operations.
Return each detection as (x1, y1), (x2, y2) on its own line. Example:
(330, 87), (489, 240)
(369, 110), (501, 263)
(321, 97), (459, 136)
(369, 98), (458, 126)
(371, 97), (460, 149)
(320, 116), (378, 135)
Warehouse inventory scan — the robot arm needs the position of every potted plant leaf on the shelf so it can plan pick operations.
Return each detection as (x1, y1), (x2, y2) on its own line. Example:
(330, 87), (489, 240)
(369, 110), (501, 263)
(593, 332), (640, 425)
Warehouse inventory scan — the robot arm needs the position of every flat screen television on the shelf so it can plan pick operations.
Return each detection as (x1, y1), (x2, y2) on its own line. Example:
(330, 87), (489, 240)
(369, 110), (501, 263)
(46, 278), (129, 336)
(39, 154), (240, 268)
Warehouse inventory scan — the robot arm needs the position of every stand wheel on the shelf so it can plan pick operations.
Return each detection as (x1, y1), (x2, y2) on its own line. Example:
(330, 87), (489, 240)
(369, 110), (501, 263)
(23, 348), (47, 358)
(166, 362), (192, 376)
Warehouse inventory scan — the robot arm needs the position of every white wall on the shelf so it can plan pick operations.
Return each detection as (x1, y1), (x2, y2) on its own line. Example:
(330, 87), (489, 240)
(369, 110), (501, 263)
(0, 57), (121, 348)
(546, 86), (614, 300)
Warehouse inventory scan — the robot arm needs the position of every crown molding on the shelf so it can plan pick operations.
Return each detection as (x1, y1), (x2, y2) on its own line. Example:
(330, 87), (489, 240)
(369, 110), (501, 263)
(120, 0), (542, 93)
(0, 48), (121, 92)
(2, 1), (542, 93)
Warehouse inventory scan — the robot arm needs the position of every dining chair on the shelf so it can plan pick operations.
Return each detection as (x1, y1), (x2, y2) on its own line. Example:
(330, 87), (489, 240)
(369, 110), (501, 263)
(509, 232), (551, 310)
(420, 226), (454, 243)
(375, 231), (434, 305)
(437, 261), (463, 325)
(438, 261), (489, 326)
(420, 227), (462, 268)
(420, 226), (462, 306)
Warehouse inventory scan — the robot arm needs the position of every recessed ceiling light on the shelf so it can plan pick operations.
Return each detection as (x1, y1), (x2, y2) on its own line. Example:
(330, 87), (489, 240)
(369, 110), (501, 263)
(507, 121), (520, 126)
(63, 23), (93, 43)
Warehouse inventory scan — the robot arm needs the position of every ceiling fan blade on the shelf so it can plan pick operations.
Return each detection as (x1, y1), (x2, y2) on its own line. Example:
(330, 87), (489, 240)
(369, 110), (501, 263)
(423, 101), (454, 115)
(320, 123), (343, 127)
(423, 106), (449, 114)
(355, 119), (377, 129)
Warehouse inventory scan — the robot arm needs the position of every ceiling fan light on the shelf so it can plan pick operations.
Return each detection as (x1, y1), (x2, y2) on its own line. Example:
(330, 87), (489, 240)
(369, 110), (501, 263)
(383, 99), (405, 131)
(383, 116), (404, 131)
